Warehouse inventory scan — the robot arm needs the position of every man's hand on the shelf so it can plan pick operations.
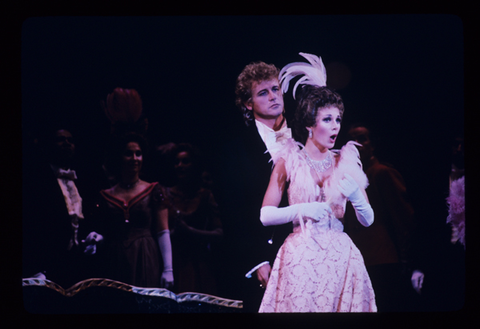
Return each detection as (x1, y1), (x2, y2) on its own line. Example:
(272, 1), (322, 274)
(83, 231), (104, 255)
(256, 263), (271, 288)
(411, 270), (424, 294)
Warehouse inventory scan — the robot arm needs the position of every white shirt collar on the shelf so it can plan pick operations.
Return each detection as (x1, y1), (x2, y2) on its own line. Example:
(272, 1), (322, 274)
(50, 164), (77, 180)
(255, 119), (291, 157)
(255, 119), (288, 140)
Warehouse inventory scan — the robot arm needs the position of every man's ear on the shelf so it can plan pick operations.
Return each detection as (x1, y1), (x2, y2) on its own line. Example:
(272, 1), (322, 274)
(244, 99), (253, 111)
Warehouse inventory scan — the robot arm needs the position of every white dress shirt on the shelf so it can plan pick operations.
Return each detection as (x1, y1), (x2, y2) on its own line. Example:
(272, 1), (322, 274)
(51, 164), (84, 250)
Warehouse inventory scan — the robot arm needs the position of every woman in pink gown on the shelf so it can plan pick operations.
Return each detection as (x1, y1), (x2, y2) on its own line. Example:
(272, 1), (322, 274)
(258, 53), (377, 312)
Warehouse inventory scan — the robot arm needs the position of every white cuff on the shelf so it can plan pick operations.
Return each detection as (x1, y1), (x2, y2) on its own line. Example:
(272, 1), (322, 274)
(245, 261), (270, 278)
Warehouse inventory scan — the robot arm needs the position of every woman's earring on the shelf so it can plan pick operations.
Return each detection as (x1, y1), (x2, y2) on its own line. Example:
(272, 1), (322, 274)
(308, 129), (313, 138)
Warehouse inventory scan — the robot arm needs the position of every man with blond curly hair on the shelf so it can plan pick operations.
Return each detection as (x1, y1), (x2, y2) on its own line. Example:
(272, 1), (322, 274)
(218, 61), (292, 312)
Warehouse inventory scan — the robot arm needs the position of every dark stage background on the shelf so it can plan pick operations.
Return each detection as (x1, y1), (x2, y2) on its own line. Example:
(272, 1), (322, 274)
(21, 15), (465, 303)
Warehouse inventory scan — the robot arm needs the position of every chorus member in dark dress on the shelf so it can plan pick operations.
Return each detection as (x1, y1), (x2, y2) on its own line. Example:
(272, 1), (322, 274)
(163, 143), (223, 295)
(93, 132), (174, 289)
(218, 61), (292, 312)
(343, 124), (416, 311)
(22, 127), (94, 288)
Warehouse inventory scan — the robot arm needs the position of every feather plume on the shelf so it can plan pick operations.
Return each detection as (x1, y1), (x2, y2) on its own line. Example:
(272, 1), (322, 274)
(279, 52), (327, 99)
(326, 141), (368, 206)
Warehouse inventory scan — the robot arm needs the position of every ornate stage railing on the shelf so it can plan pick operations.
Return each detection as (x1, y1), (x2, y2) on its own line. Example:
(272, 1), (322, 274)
(22, 277), (243, 313)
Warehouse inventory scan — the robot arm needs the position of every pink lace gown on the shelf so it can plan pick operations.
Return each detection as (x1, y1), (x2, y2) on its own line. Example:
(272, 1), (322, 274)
(259, 139), (377, 312)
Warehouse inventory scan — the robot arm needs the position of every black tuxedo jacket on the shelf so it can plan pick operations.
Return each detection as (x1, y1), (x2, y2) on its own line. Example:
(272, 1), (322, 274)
(218, 123), (290, 307)
(22, 159), (92, 287)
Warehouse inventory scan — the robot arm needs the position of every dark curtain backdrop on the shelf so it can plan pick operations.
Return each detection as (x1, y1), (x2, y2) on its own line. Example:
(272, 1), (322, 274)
(22, 14), (464, 216)
(21, 14), (465, 290)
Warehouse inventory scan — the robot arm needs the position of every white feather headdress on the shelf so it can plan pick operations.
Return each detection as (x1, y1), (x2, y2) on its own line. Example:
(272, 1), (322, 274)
(279, 52), (327, 99)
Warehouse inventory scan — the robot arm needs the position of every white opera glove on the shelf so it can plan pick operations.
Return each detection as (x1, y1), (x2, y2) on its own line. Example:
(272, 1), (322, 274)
(338, 173), (374, 227)
(83, 231), (104, 255)
(411, 270), (424, 294)
(156, 229), (174, 290)
(260, 202), (332, 227)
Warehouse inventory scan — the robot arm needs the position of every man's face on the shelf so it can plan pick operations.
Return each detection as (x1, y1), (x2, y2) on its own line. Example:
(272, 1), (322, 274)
(244, 78), (284, 122)
(53, 129), (75, 160)
(348, 126), (373, 161)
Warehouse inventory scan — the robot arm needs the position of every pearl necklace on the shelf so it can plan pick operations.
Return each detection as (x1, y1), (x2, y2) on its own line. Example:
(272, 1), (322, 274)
(303, 149), (331, 203)
(303, 148), (332, 174)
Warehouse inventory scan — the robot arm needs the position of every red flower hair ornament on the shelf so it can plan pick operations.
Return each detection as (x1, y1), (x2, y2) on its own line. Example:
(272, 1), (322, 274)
(102, 87), (148, 136)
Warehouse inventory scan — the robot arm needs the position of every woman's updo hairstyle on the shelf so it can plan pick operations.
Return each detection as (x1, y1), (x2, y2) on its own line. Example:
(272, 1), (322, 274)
(293, 85), (345, 145)
(101, 87), (150, 182)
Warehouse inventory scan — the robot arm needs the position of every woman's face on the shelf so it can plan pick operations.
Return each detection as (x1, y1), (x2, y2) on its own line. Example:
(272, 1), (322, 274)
(174, 151), (193, 180)
(121, 142), (143, 174)
(309, 106), (342, 150)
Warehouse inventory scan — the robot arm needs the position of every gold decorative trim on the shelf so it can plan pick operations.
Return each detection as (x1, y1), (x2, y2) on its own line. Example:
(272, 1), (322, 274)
(22, 277), (243, 309)
(23, 278), (133, 297)
(175, 292), (243, 308)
